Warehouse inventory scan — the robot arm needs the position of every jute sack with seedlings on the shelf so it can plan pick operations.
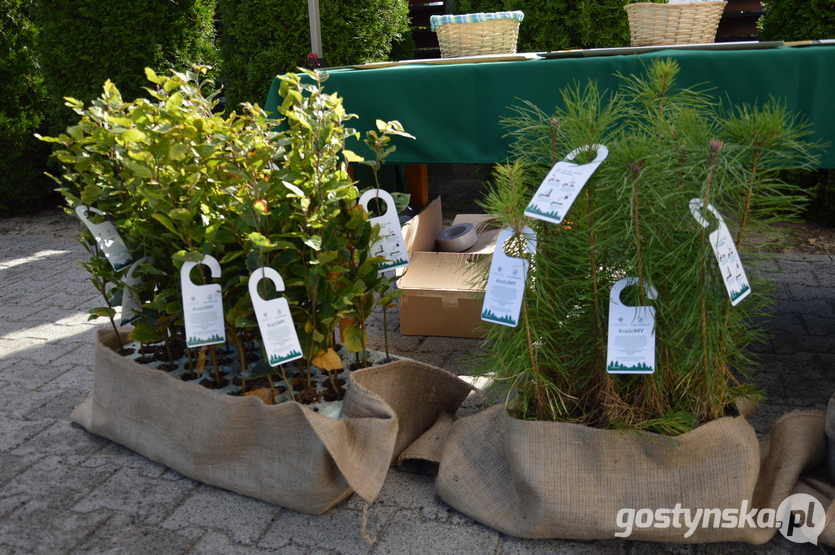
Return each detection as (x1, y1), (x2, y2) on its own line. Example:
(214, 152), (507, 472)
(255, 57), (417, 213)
(75, 327), (472, 514)
(46, 67), (474, 513)
(436, 58), (832, 542)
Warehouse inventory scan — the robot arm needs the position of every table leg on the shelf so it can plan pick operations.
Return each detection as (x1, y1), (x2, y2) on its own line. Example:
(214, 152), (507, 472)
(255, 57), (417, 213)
(405, 164), (429, 211)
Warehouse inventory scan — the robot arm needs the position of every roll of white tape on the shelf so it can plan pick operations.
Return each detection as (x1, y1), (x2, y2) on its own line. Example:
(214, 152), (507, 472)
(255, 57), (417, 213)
(436, 223), (478, 252)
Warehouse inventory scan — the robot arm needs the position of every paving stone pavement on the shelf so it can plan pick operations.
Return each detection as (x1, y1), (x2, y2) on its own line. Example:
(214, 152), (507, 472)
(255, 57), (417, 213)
(1, 210), (835, 554)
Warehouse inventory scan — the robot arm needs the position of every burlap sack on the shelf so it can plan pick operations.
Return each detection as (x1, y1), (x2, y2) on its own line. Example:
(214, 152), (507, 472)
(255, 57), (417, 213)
(436, 404), (830, 543)
(72, 327), (473, 514)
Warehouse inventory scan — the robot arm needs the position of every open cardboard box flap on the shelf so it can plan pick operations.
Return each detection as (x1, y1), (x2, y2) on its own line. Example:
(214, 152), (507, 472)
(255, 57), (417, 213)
(397, 197), (501, 337)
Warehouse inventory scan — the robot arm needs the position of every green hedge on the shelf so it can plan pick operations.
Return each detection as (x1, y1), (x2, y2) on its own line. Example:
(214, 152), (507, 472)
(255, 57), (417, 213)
(30, 0), (218, 136)
(217, 0), (410, 110)
(0, 0), (52, 215)
(759, 0), (835, 41)
(450, 0), (631, 51)
(759, 0), (835, 226)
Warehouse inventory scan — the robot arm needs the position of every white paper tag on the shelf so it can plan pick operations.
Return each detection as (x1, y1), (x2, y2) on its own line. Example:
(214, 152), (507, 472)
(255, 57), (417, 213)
(75, 205), (134, 271)
(689, 200), (752, 306)
(524, 145), (608, 224)
(607, 278), (657, 374)
(481, 227), (536, 327)
(249, 267), (303, 366)
(359, 189), (409, 272)
(120, 256), (154, 326)
(181, 255), (226, 348)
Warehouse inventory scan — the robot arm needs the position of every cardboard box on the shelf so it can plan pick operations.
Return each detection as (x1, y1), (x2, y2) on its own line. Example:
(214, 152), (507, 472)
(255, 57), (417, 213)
(397, 198), (501, 338)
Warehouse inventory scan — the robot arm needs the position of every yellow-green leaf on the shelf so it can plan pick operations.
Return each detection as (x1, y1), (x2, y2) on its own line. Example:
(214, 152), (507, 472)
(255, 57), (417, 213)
(123, 160), (153, 178)
(169, 144), (189, 160)
(121, 128), (146, 142)
(89, 307), (116, 320)
(342, 149), (364, 163)
(343, 325), (368, 353)
(144, 67), (161, 84)
(80, 184), (103, 205)
(168, 208), (191, 222)
(150, 213), (176, 233)
(128, 322), (163, 343)
(166, 92), (184, 109)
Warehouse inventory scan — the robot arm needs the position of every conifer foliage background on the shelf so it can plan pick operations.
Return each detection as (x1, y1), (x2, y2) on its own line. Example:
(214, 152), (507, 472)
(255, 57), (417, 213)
(478, 59), (819, 434)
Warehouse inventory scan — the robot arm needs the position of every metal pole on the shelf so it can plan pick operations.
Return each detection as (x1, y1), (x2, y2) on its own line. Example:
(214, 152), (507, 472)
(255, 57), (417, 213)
(308, 0), (323, 58)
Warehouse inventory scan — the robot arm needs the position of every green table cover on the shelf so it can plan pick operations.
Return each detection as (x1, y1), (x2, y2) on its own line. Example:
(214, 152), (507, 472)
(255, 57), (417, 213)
(265, 46), (835, 167)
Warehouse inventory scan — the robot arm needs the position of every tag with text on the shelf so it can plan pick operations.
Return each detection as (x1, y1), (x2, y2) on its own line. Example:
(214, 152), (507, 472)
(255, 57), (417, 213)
(690, 200), (751, 306)
(76, 205), (134, 271)
(249, 267), (303, 366)
(481, 227), (536, 328)
(524, 145), (608, 224)
(359, 189), (409, 273)
(607, 277), (657, 374)
(181, 255), (226, 348)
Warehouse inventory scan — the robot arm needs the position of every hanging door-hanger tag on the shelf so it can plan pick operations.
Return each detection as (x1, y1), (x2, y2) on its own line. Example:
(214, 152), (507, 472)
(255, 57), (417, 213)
(359, 189), (409, 273)
(481, 227), (536, 327)
(524, 144), (608, 224)
(607, 277), (657, 374)
(120, 256), (154, 326)
(75, 205), (134, 271)
(249, 267), (303, 366)
(689, 200), (751, 306)
(181, 255), (226, 348)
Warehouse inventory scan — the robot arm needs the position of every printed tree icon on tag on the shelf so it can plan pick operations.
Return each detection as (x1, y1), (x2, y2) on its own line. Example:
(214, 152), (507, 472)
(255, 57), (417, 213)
(524, 144), (608, 224)
(359, 188), (409, 273)
(607, 277), (657, 374)
(481, 227), (536, 327)
(249, 267), (303, 366)
(75, 205), (134, 271)
(180, 255), (226, 348)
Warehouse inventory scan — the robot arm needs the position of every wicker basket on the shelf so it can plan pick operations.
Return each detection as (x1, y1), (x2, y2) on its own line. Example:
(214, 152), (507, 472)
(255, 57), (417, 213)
(435, 17), (521, 58)
(624, 2), (727, 46)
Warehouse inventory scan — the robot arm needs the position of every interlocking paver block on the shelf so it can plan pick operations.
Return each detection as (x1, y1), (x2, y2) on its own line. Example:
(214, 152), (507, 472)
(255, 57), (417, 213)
(259, 505), (396, 554)
(12, 419), (108, 458)
(0, 415), (53, 451)
(0, 500), (112, 554)
(72, 467), (198, 526)
(75, 512), (203, 554)
(0, 455), (115, 510)
(192, 531), (306, 554)
(370, 509), (499, 555)
(161, 483), (282, 545)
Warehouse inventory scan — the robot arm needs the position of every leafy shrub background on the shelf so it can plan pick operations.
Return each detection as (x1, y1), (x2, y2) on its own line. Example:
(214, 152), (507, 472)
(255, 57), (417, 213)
(45, 68), (402, 396)
(217, 0), (410, 110)
(30, 0), (219, 137)
(0, 0), (53, 215)
(1, 0), (411, 217)
(449, 0), (631, 50)
(759, 0), (835, 41)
